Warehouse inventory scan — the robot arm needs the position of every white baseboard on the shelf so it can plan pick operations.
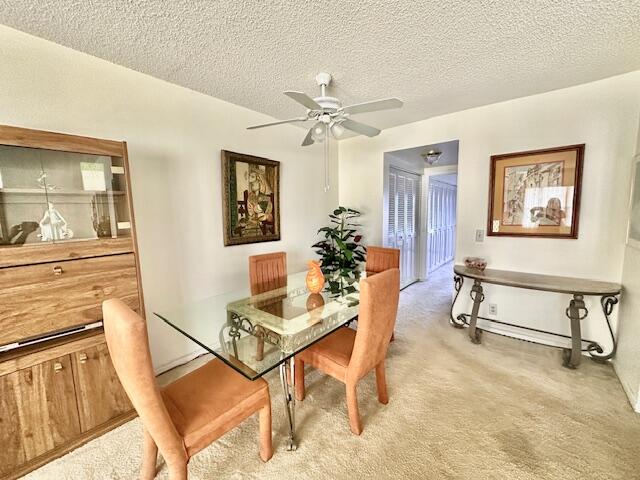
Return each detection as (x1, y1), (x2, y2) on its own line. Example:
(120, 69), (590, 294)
(613, 362), (640, 413)
(154, 347), (207, 376)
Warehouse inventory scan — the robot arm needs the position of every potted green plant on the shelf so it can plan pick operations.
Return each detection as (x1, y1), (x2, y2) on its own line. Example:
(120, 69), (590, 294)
(312, 207), (366, 295)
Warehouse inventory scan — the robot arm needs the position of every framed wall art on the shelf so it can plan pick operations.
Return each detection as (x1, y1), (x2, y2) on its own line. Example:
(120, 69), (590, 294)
(221, 150), (280, 246)
(487, 144), (585, 238)
(627, 154), (640, 250)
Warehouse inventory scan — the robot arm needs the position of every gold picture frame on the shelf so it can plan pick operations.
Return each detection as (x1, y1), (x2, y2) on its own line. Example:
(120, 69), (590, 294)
(221, 150), (281, 246)
(487, 144), (584, 238)
(626, 154), (640, 250)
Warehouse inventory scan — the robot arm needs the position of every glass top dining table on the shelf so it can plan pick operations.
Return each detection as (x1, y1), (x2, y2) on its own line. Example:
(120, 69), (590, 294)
(154, 271), (362, 450)
(155, 271), (361, 381)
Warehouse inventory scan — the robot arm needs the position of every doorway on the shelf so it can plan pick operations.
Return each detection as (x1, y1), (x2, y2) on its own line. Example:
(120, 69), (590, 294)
(384, 140), (459, 285)
(427, 173), (457, 274)
(386, 167), (420, 288)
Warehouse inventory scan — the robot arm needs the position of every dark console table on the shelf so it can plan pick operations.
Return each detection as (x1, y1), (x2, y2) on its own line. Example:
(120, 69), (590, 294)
(450, 265), (621, 369)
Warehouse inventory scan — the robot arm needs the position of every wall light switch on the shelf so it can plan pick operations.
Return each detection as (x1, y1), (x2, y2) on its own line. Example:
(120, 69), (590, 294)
(475, 229), (484, 243)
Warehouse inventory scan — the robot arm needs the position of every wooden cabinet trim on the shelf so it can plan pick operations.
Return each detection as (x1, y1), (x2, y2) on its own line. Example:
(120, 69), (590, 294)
(122, 143), (146, 319)
(0, 125), (124, 157)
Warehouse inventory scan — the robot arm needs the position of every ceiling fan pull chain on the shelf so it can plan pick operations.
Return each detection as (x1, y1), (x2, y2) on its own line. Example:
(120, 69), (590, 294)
(324, 132), (330, 192)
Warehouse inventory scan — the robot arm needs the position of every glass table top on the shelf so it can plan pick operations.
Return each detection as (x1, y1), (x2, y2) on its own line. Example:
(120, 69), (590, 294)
(154, 272), (361, 380)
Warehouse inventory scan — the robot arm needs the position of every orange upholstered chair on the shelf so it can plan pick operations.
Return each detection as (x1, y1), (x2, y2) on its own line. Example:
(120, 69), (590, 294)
(365, 246), (400, 276)
(103, 299), (272, 480)
(365, 246), (400, 341)
(249, 252), (287, 295)
(294, 268), (400, 435)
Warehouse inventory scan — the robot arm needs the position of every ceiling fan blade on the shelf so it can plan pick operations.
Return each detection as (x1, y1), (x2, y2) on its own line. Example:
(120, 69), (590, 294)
(301, 128), (315, 146)
(247, 117), (308, 129)
(341, 98), (403, 115)
(341, 119), (381, 137)
(284, 91), (322, 110)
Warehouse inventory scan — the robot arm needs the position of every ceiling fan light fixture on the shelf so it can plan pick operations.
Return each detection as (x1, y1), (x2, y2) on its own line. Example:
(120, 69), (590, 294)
(330, 121), (345, 138)
(311, 121), (326, 143)
(422, 149), (442, 165)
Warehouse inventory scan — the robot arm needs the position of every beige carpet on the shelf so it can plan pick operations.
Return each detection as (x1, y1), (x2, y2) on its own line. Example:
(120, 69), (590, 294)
(24, 265), (640, 479)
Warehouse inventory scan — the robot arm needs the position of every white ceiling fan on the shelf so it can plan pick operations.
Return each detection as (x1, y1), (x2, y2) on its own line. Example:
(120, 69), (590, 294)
(247, 72), (403, 145)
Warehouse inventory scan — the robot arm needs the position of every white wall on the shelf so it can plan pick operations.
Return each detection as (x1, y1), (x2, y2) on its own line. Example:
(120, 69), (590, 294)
(614, 122), (640, 412)
(0, 25), (338, 372)
(340, 72), (640, 357)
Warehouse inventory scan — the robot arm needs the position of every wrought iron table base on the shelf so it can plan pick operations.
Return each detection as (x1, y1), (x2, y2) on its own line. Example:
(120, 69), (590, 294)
(224, 313), (298, 450)
(450, 274), (619, 369)
(279, 357), (297, 451)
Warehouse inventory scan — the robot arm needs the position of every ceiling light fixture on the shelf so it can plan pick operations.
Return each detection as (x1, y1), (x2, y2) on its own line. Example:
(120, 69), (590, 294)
(422, 149), (442, 165)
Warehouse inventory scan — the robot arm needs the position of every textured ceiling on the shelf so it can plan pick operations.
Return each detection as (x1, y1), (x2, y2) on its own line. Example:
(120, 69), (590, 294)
(1, 1), (639, 133)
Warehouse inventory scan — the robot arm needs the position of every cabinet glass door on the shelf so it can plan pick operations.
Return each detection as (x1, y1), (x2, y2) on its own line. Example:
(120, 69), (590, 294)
(0, 145), (131, 248)
(0, 145), (50, 246)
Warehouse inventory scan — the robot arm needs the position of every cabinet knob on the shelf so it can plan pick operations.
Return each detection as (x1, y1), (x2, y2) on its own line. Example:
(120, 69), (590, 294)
(78, 353), (88, 364)
(53, 362), (63, 373)
(53, 266), (63, 276)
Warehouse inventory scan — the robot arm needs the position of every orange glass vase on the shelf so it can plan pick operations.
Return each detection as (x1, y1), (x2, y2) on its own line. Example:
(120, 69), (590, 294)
(305, 260), (325, 294)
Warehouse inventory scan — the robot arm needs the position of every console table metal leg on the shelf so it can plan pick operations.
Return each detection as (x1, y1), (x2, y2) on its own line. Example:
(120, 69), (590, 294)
(279, 357), (297, 451)
(450, 275), (466, 328)
(468, 280), (484, 344)
(563, 294), (588, 369)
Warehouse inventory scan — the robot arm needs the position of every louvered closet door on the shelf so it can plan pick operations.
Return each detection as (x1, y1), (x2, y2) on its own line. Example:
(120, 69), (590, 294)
(387, 167), (421, 288)
(427, 179), (457, 273)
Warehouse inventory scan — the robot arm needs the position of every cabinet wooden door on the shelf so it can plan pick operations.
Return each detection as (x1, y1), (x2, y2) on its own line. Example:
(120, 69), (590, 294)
(72, 343), (132, 432)
(0, 355), (81, 477)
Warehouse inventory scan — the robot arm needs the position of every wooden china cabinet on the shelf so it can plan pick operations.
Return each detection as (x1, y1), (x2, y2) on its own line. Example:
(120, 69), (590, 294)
(0, 125), (143, 479)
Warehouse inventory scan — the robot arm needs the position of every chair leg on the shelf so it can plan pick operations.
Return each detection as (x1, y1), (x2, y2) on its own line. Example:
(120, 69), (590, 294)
(346, 382), (363, 435)
(259, 403), (273, 462)
(141, 427), (158, 480)
(166, 462), (188, 480)
(294, 357), (305, 401)
(375, 361), (389, 405)
(256, 337), (265, 362)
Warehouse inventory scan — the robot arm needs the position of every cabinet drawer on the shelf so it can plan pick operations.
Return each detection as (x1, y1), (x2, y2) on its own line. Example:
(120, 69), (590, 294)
(0, 253), (139, 345)
(0, 237), (134, 269)
(0, 354), (81, 476)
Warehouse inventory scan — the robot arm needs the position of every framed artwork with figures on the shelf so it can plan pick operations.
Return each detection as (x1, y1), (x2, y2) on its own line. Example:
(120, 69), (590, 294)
(221, 150), (280, 246)
(627, 155), (640, 250)
(487, 144), (584, 238)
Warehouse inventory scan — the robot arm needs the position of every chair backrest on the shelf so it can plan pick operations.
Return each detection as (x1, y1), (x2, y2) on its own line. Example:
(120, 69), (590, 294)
(348, 268), (400, 382)
(366, 246), (400, 275)
(102, 299), (187, 464)
(249, 252), (287, 295)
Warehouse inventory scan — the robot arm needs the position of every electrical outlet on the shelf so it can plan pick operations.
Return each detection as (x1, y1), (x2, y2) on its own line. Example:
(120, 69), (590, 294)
(475, 229), (484, 243)
(489, 303), (498, 316)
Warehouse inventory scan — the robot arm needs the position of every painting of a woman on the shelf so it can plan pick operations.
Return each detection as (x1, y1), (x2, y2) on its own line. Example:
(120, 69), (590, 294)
(222, 151), (280, 246)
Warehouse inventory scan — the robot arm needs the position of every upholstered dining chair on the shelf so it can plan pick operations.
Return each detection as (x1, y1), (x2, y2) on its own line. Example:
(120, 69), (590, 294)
(365, 246), (400, 341)
(103, 299), (273, 480)
(294, 268), (400, 435)
(249, 252), (287, 360)
(249, 251), (287, 295)
(365, 246), (400, 277)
